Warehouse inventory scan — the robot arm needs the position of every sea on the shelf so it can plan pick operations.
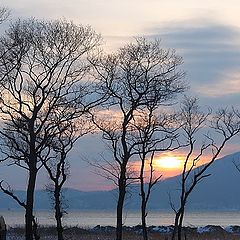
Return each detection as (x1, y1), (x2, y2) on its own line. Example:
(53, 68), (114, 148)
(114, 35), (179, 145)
(2, 210), (240, 228)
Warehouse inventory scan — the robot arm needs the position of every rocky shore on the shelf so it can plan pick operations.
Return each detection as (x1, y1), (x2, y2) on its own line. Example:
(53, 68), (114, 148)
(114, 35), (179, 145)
(93, 224), (240, 234)
(5, 224), (240, 240)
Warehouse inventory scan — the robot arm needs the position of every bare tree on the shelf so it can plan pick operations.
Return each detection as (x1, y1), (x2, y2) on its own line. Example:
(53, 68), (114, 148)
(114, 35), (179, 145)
(42, 119), (92, 240)
(0, 19), (100, 240)
(0, 181), (40, 239)
(0, 7), (10, 24)
(91, 38), (186, 240)
(233, 109), (240, 171)
(171, 97), (240, 240)
(42, 125), (75, 240)
(135, 109), (179, 240)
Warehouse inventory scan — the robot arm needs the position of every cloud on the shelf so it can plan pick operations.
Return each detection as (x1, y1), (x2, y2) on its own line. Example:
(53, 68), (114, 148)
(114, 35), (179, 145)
(1, 16), (239, 191)
(198, 71), (240, 97)
(147, 20), (240, 106)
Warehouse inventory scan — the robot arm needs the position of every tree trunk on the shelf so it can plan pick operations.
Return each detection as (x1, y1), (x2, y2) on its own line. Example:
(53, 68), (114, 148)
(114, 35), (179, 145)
(54, 187), (64, 240)
(140, 176), (148, 240)
(32, 217), (40, 240)
(116, 174), (126, 240)
(0, 216), (6, 240)
(177, 209), (185, 240)
(141, 200), (148, 240)
(172, 212), (180, 240)
(172, 207), (185, 240)
(25, 168), (37, 240)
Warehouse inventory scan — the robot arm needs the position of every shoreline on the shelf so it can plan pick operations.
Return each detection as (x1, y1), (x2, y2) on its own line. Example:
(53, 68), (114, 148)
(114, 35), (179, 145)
(6, 224), (240, 240)
(3, 210), (240, 228)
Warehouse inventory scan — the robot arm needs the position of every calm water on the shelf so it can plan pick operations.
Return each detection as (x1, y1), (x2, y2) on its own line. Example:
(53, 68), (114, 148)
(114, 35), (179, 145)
(2, 210), (240, 228)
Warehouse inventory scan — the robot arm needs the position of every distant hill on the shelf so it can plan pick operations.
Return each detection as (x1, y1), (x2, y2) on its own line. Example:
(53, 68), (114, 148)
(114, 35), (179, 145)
(1, 152), (240, 211)
(145, 151), (240, 210)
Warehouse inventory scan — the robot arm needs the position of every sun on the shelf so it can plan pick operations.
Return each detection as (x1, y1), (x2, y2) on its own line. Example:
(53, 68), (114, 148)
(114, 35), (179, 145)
(155, 156), (183, 169)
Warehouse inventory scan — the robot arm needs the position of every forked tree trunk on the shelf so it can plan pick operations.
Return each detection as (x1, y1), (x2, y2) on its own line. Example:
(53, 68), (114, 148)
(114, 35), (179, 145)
(172, 212), (179, 240)
(177, 209), (185, 240)
(172, 207), (185, 240)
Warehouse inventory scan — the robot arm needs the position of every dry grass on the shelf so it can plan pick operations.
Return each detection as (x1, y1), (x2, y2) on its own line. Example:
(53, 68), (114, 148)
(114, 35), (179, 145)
(6, 226), (240, 240)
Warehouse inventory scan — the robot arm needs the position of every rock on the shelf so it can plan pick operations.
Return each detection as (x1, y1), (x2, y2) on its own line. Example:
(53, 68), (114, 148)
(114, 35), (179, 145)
(225, 225), (240, 233)
(92, 225), (115, 232)
(197, 225), (225, 234)
(150, 225), (174, 233)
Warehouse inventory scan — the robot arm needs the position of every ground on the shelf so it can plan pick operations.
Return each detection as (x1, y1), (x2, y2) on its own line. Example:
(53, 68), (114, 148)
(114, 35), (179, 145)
(5, 226), (240, 240)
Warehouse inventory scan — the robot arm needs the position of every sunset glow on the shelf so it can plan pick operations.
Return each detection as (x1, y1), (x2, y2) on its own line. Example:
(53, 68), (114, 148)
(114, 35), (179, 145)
(1, 0), (239, 193)
(155, 156), (183, 169)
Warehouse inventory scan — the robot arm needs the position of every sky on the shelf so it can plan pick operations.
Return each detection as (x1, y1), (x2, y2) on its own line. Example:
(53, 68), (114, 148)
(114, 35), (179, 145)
(0, 0), (240, 191)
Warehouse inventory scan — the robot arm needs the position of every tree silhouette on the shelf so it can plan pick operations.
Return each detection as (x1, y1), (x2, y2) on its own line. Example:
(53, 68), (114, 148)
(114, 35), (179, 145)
(0, 19), (100, 240)
(171, 97), (240, 240)
(91, 38), (186, 240)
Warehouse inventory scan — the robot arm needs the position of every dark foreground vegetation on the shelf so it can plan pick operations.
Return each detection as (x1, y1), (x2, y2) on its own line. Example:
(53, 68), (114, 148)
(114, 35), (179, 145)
(6, 225), (240, 240)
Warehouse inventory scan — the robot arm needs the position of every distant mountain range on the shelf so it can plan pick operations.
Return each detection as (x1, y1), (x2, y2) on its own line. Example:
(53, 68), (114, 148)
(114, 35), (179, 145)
(1, 152), (240, 211)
